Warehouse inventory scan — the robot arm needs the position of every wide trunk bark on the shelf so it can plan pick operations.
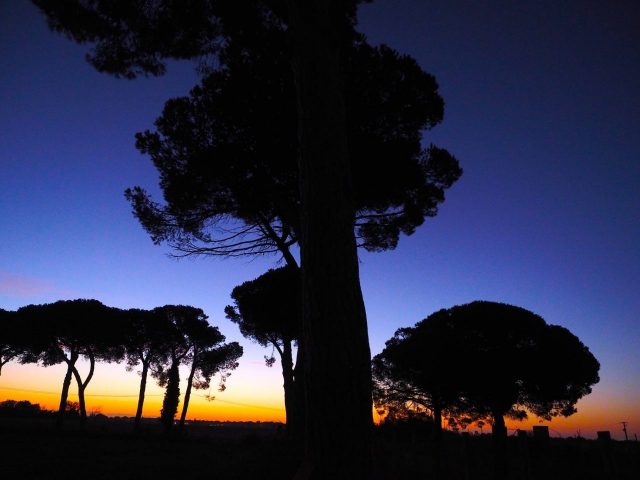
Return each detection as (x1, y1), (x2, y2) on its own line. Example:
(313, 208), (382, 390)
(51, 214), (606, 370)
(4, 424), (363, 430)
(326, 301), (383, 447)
(288, 1), (373, 478)
(134, 360), (149, 431)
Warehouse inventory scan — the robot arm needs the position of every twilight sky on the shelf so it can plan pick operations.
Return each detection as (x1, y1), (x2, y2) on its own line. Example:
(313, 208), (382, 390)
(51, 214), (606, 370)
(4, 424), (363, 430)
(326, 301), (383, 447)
(1, 0), (638, 438)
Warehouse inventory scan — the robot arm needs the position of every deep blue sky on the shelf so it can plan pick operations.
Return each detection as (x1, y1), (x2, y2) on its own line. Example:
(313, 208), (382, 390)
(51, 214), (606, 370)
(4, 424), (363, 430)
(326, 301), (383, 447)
(1, 0), (639, 435)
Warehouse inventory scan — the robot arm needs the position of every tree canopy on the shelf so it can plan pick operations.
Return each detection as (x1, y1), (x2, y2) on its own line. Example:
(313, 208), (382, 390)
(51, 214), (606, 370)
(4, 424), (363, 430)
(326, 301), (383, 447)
(373, 301), (600, 479)
(372, 321), (468, 426)
(40, 1), (462, 265)
(33, 1), (364, 80)
(125, 35), (461, 260)
(16, 299), (124, 425)
(225, 266), (300, 350)
(147, 304), (242, 431)
(373, 301), (600, 429)
(6, 299), (242, 431)
(176, 306), (242, 429)
(0, 308), (23, 375)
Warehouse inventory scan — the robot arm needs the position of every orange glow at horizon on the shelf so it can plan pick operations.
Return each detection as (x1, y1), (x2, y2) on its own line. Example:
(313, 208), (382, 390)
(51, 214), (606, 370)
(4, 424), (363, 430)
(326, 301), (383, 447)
(0, 360), (286, 423)
(1, 362), (636, 439)
(372, 392), (638, 441)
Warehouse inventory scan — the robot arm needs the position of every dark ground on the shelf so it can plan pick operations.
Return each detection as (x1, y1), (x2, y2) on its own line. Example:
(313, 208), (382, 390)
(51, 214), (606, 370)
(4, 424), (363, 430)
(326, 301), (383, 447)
(0, 417), (638, 479)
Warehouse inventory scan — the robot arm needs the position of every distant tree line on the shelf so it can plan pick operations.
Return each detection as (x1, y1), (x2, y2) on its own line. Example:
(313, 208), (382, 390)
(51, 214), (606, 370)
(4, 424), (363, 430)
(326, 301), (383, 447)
(2, 296), (601, 439)
(0, 301), (242, 432)
(0, 399), (50, 418)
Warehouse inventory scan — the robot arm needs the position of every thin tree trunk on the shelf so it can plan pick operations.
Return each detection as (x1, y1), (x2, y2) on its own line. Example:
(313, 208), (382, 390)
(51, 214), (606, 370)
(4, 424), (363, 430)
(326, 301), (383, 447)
(76, 383), (86, 424)
(281, 340), (296, 435)
(277, 256), (306, 443)
(288, 1), (373, 477)
(71, 354), (95, 425)
(292, 337), (306, 443)
(57, 358), (75, 428)
(134, 360), (149, 431)
(56, 364), (73, 428)
(179, 357), (198, 429)
(492, 412), (508, 480)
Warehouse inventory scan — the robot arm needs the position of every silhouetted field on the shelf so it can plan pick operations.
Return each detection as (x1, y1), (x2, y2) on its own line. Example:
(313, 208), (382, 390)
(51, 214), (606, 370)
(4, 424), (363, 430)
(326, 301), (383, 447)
(0, 416), (638, 479)
(0, 416), (296, 479)
(375, 425), (640, 480)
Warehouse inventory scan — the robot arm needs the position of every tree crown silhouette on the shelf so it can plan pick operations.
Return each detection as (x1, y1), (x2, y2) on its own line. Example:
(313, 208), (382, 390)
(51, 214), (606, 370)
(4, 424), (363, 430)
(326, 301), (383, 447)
(373, 301), (600, 428)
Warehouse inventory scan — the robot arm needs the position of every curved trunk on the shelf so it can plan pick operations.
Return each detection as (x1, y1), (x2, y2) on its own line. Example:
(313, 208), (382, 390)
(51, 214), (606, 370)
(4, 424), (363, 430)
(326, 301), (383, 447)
(71, 368), (86, 424)
(71, 353), (95, 425)
(134, 360), (150, 431)
(492, 412), (508, 480)
(56, 357), (76, 428)
(288, 2), (373, 477)
(179, 356), (198, 429)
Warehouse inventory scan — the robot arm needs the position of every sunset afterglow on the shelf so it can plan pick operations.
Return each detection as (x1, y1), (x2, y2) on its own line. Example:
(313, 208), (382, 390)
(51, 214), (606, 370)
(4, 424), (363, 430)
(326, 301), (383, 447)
(2, 0), (639, 452)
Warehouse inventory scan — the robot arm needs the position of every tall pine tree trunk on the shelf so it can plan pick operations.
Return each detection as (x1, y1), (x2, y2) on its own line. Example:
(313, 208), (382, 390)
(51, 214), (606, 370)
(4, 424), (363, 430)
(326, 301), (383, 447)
(134, 360), (149, 431)
(287, 1), (373, 477)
